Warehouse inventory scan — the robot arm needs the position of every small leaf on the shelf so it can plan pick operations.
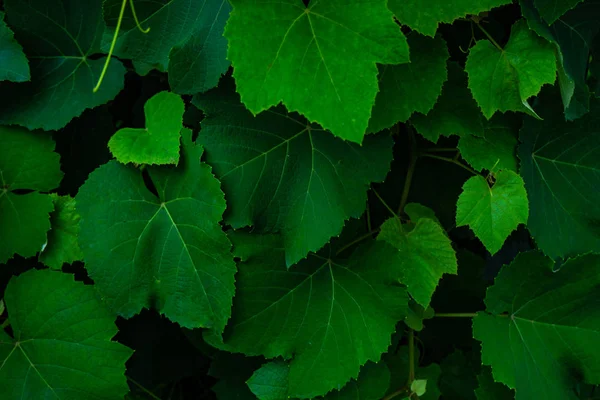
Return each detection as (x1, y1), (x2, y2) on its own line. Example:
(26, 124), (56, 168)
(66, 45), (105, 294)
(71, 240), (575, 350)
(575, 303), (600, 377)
(0, 12), (29, 82)
(456, 171), (528, 255)
(0, 126), (63, 263)
(466, 20), (556, 119)
(0, 269), (133, 399)
(108, 91), (184, 166)
(385, 346), (441, 400)
(367, 33), (449, 133)
(224, 0), (410, 142)
(248, 360), (290, 400)
(39, 194), (84, 269)
(405, 301), (435, 331)
(412, 379), (428, 397)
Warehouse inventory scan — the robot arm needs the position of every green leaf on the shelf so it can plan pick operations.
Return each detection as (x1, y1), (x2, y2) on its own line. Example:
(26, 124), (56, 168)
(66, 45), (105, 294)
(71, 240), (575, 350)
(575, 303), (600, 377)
(377, 205), (457, 308)
(0, 12), (29, 82)
(76, 129), (236, 330)
(0, 0), (125, 130)
(405, 301), (435, 331)
(475, 367), (514, 400)
(388, 0), (511, 36)
(521, 0), (600, 120)
(458, 115), (518, 172)
(323, 362), (390, 400)
(473, 251), (600, 400)
(533, 0), (584, 24)
(108, 91), (184, 166)
(466, 20), (556, 119)
(224, 0), (410, 143)
(412, 62), (484, 143)
(193, 79), (393, 266)
(385, 346), (441, 400)
(0, 269), (132, 399)
(39, 194), (84, 270)
(211, 232), (408, 399)
(367, 33), (448, 133)
(0, 126), (63, 263)
(519, 100), (600, 258)
(456, 170), (528, 255)
(104, 0), (231, 94)
(247, 360), (290, 400)
(412, 380), (428, 397)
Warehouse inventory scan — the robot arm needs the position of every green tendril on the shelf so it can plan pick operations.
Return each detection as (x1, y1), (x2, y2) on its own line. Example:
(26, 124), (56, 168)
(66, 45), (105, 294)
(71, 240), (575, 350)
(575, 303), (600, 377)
(93, 0), (150, 93)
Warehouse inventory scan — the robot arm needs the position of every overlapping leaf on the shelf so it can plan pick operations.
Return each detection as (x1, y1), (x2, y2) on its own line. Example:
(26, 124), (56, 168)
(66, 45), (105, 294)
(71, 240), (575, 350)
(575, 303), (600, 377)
(0, 0), (125, 130)
(533, 0), (584, 23)
(211, 232), (408, 398)
(456, 171), (528, 254)
(193, 79), (393, 266)
(466, 20), (556, 119)
(388, 0), (511, 36)
(0, 126), (63, 263)
(519, 100), (600, 258)
(473, 251), (600, 400)
(108, 91), (184, 165)
(367, 33), (449, 133)
(77, 129), (236, 330)
(224, 0), (410, 142)
(103, 0), (231, 94)
(0, 12), (29, 82)
(0, 269), (132, 399)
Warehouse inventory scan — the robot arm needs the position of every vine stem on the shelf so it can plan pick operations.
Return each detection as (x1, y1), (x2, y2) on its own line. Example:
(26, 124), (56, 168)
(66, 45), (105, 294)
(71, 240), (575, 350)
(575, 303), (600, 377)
(434, 312), (478, 318)
(335, 229), (380, 256)
(419, 153), (479, 176)
(372, 188), (400, 219)
(382, 387), (408, 400)
(127, 376), (161, 400)
(408, 329), (415, 383)
(398, 126), (418, 215)
(474, 21), (503, 51)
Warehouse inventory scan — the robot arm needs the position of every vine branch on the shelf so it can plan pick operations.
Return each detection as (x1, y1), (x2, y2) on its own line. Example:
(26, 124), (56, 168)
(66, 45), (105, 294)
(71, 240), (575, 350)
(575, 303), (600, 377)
(398, 126), (418, 215)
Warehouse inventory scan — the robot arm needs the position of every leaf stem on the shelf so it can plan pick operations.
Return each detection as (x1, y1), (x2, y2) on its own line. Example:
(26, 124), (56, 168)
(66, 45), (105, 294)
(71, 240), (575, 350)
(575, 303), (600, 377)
(372, 187), (399, 219)
(127, 376), (162, 400)
(382, 387), (409, 400)
(419, 153), (479, 176)
(408, 329), (415, 384)
(421, 147), (459, 153)
(0, 319), (9, 329)
(474, 21), (503, 52)
(434, 312), (478, 318)
(398, 126), (418, 214)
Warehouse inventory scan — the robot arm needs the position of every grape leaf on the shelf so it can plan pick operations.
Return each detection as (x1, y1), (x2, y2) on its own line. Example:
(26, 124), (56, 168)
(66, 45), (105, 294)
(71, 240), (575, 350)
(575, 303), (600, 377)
(0, 12), (29, 82)
(458, 115), (518, 173)
(0, 0), (125, 130)
(475, 367), (514, 400)
(0, 269), (132, 399)
(76, 129), (236, 330)
(377, 204), (457, 308)
(247, 360), (290, 400)
(521, 0), (600, 120)
(533, 0), (584, 24)
(367, 33), (448, 133)
(412, 62), (484, 143)
(384, 346), (441, 400)
(0, 126), (63, 263)
(193, 78), (393, 266)
(39, 194), (84, 270)
(103, 0), (231, 94)
(108, 91), (184, 166)
(211, 232), (408, 398)
(466, 20), (556, 119)
(388, 0), (511, 37)
(456, 170), (529, 255)
(473, 251), (600, 400)
(224, 0), (410, 143)
(405, 301), (435, 331)
(519, 100), (600, 258)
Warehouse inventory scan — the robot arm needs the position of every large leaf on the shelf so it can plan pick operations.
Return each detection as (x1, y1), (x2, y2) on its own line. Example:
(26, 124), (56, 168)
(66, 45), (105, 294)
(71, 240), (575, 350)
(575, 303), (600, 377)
(388, 0), (511, 36)
(412, 62), (484, 143)
(76, 129), (236, 330)
(0, 0), (125, 130)
(39, 195), (84, 270)
(367, 33), (448, 133)
(456, 171), (529, 255)
(521, 0), (600, 120)
(224, 0), (409, 143)
(473, 251), (600, 400)
(377, 204), (457, 308)
(0, 126), (63, 263)
(0, 269), (132, 399)
(108, 91), (185, 166)
(519, 100), (600, 258)
(0, 12), (29, 82)
(466, 20), (556, 119)
(211, 232), (408, 399)
(193, 79), (393, 266)
(103, 0), (231, 94)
